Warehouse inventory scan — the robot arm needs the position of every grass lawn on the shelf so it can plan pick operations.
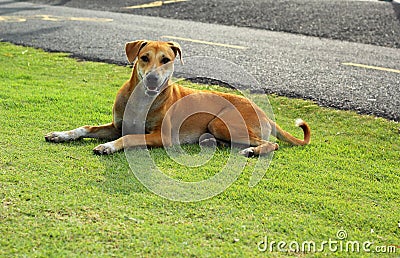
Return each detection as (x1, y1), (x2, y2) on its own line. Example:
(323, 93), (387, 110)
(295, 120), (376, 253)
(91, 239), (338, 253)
(0, 42), (399, 257)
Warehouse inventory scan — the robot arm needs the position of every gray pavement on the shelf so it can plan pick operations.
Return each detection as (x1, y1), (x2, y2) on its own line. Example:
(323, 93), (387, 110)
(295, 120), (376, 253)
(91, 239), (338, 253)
(18, 0), (400, 49)
(1, 0), (399, 121)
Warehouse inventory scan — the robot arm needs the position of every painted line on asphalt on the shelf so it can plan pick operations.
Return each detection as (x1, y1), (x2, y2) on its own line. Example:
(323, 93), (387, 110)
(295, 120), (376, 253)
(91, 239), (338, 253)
(0, 15), (113, 23)
(161, 35), (248, 50)
(342, 62), (400, 74)
(125, 0), (188, 9)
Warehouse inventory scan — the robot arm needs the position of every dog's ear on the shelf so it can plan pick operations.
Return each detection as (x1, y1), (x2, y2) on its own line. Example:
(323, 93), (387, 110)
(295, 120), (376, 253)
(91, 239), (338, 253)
(125, 40), (148, 63)
(168, 41), (184, 65)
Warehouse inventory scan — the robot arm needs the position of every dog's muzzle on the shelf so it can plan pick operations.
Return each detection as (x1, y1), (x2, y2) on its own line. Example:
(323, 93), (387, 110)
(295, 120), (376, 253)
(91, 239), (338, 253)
(142, 68), (172, 97)
(143, 74), (169, 96)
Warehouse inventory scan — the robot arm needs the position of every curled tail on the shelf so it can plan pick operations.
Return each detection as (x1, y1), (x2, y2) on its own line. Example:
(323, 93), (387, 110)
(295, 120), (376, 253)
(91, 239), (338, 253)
(272, 119), (311, 146)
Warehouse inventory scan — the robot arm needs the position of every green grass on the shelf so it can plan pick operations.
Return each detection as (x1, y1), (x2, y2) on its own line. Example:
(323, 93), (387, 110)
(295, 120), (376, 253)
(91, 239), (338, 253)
(0, 42), (399, 257)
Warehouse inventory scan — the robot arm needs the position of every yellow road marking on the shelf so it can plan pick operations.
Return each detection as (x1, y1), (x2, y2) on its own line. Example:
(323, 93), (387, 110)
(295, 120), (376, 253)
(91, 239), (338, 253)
(68, 17), (113, 22)
(161, 35), (248, 50)
(125, 1), (163, 9)
(0, 15), (113, 23)
(0, 16), (26, 22)
(342, 62), (400, 74)
(125, 0), (188, 9)
(36, 15), (59, 21)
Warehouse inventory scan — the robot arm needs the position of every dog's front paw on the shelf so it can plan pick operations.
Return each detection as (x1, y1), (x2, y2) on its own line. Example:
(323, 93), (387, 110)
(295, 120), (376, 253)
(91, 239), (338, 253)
(93, 142), (117, 155)
(45, 132), (73, 143)
(239, 147), (255, 157)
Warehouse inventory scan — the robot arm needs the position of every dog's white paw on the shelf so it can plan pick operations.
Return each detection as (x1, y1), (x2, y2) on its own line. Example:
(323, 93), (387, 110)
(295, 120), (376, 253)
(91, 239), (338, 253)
(239, 147), (255, 157)
(45, 128), (87, 143)
(45, 131), (74, 143)
(199, 133), (217, 148)
(199, 138), (217, 148)
(93, 142), (117, 155)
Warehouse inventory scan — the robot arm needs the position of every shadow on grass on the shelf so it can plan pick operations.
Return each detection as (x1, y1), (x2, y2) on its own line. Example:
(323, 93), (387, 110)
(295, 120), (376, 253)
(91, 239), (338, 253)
(96, 144), (293, 197)
(64, 138), (297, 197)
(97, 152), (149, 196)
(85, 141), (149, 196)
(47, 138), (149, 196)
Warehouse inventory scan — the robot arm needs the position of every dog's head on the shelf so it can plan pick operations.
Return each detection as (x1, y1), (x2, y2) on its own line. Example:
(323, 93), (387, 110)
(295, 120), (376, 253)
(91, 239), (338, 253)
(125, 40), (183, 96)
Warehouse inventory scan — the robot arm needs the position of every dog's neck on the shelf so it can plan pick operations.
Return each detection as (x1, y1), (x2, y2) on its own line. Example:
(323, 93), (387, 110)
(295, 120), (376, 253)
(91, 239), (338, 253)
(124, 64), (173, 134)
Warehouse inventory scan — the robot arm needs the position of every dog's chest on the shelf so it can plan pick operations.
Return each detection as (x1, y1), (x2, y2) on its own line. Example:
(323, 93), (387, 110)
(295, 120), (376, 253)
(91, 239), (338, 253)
(124, 87), (159, 134)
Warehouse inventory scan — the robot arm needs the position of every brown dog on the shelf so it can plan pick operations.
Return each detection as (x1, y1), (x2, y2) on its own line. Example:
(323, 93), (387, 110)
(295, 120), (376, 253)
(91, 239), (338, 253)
(45, 40), (310, 156)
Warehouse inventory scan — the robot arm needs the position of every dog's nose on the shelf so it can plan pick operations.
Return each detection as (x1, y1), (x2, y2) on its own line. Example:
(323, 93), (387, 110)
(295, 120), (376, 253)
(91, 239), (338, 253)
(145, 74), (159, 86)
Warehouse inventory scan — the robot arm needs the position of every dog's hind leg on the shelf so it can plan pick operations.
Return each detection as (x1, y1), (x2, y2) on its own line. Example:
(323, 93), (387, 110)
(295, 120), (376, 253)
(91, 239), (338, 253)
(238, 140), (279, 157)
(207, 116), (278, 157)
(45, 123), (121, 143)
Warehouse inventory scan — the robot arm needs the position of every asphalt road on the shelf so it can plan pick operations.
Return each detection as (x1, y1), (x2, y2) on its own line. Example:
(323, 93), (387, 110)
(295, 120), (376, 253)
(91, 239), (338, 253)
(1, 0), (399, 121)
(17, 0), (400, 49)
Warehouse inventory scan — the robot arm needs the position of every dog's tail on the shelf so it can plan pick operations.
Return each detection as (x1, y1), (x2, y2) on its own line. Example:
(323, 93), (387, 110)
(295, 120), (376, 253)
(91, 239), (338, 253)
(272, 119), (311, 146)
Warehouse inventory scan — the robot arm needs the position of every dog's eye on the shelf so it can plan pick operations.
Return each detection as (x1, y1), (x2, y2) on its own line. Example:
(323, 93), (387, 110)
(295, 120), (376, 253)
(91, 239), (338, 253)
(141, 56), (149, 62)
(161, 57), (171, 64)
